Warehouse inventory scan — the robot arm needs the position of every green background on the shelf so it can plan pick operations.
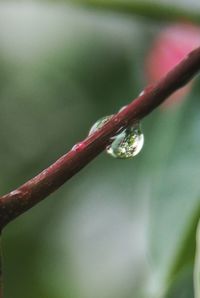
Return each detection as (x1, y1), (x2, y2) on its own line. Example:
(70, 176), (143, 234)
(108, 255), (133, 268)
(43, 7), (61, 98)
(0, 1), (200, 297)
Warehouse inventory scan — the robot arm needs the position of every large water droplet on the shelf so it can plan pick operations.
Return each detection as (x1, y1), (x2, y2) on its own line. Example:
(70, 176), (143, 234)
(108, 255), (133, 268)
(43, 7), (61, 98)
(106, 123), (144, 159)
(89, 115), (144, 159)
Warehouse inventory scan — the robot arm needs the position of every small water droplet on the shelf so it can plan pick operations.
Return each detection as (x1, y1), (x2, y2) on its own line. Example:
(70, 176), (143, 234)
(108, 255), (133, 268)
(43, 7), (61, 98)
(89, 115), (113, 136)
(106, 122), (144, 159)
(72, 142), (84, 152)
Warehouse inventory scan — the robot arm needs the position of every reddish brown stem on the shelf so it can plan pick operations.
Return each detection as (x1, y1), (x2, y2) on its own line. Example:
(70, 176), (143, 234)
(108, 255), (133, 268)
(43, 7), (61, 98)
(0, 47), (200, 229)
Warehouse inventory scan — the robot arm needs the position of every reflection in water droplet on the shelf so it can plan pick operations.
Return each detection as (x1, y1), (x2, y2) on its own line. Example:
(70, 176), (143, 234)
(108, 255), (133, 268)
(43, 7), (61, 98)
(89, 115), (113, 136)
(106, 123), (144, 159)
(89, 115), (144, 159)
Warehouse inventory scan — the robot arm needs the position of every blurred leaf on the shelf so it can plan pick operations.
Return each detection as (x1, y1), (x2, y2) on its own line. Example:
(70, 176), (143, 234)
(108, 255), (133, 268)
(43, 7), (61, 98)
(169, 202), (200, 282)
(166, 265), (194, 298)
(194, 220), (200, 298)
(146, 87), (200, 296)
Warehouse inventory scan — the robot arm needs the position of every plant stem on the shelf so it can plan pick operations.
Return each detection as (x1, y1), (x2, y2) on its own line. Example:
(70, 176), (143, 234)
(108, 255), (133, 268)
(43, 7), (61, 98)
(71, 0), (200, 24)
(0, 47), (200, 229)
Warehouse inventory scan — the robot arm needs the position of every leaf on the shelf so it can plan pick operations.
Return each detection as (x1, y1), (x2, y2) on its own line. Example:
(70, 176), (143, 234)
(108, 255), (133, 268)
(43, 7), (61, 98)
(147, 87), (200, 296)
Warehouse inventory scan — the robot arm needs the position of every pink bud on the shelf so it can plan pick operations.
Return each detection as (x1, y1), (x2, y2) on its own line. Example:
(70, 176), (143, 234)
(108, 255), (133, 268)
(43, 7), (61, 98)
(145, 23), (200, 107)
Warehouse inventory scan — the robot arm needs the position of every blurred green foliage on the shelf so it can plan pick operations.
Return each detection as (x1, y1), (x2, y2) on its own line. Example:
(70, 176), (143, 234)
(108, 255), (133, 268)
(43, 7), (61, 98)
(0, 1), (200, 298)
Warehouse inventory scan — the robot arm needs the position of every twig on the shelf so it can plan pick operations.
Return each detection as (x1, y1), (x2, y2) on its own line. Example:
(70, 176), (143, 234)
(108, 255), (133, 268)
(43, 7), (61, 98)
(0, 47), (200, 229)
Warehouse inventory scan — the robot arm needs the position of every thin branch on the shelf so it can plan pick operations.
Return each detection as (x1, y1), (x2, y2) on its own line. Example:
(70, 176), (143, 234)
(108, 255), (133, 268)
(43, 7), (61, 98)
(0, 47), (200, 229)
(71, 0), (200, 24)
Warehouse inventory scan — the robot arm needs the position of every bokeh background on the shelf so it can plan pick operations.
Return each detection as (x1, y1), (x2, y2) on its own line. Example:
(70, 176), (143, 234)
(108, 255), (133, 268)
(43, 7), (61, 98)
(1, 1), (200, 297)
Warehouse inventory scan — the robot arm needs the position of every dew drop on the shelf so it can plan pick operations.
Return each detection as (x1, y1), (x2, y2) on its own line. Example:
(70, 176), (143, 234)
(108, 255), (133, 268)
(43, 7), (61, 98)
(72, 142), (84, 152)
(106, 122), (144, 159)
(89, 115), (113, 136)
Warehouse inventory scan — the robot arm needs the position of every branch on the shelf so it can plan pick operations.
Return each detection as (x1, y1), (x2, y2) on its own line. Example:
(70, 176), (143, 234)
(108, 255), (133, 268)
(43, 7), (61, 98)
(71, 0), (200, 24)
(0, 47), (200, 229)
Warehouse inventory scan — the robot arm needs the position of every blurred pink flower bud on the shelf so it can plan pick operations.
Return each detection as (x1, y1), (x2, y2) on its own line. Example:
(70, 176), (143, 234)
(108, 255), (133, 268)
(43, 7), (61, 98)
(145, 23), (200, 107)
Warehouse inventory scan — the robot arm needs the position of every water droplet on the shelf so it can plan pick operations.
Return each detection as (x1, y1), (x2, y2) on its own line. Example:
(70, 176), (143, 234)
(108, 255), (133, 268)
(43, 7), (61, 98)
(106, 122), (144, 159)
(72, 142), (84, 152)
(89, 115), (144, 159)
(89, 115), (113, 136)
